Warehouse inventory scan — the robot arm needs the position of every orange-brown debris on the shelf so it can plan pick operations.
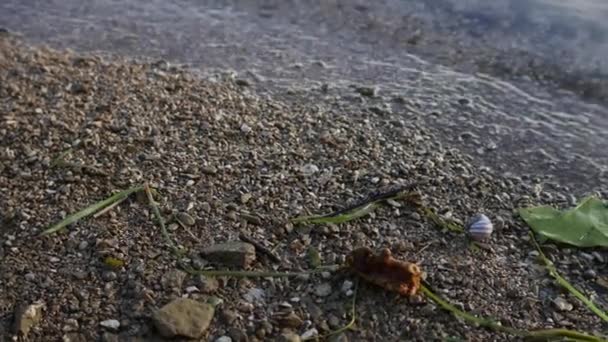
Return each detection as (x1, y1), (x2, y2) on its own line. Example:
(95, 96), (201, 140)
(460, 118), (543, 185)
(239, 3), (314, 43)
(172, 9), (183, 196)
(346, 247), (422, 297)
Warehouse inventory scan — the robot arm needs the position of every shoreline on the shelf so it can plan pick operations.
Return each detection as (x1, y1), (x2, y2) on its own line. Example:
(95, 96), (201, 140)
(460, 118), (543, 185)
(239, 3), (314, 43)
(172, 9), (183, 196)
(1, 34), (607, 341)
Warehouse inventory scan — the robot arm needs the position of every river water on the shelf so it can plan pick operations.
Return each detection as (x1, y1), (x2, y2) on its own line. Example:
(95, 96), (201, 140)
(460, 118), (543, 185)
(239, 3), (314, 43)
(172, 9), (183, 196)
(1, 0), (607, 194)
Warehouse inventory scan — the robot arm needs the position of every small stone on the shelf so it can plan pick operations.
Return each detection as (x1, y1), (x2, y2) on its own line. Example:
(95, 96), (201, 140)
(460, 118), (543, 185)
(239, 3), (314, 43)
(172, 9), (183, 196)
(176, 212), (196, 226)
(152, 298), (215, 338)
(216, 336), (232, 342)
(356, 85), (377, 97)
(221, 309), (239, 324)
(228, 327), (248, 342)
(341, 280), (353, 293)
(49, 256), (61, 263)
(243, 288), (265, 303)
(240, 193), (252, 204)
(62, 318), (79, 332)
(201, 242), (256, 269)
(240, 123), (252, 134)
(237, 301), (254, 313)
(584, 269), (597, 279)
(24, 273), (36, 281)
(327, 314), (340, 329)
(186, 286), (199, 293)
(78, 241), (88, 250)
(100, 319), (120, 331)
(580, 252), (594, 262)
(553, 297), (573, 312)
(13, 301), (45, 335)
(301, 328), (318, 340)
(300, 163), (320, 177)
(278, 312), (303, 329)
(328, 333), (349, 342)
(276, 331), (301, 342)
(62, 333), (86, 342)
(101, 271), (117, 282)
(314, 282), (332, 297)
(592, 252), (605, 263)
(202, 166), (217, 175)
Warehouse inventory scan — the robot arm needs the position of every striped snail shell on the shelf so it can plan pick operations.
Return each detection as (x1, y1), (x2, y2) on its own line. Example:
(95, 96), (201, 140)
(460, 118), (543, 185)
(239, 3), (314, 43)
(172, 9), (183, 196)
(467, 213), (493, 241)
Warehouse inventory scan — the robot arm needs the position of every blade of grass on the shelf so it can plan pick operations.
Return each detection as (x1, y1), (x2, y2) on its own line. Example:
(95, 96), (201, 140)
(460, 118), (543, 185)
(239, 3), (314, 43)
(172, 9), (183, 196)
(144, 183), (181, 255)
(291, 187), (419, 226)
(530, 231), (608, 323)
(420, 284), (606, 341)
(41, 185), (144, 236)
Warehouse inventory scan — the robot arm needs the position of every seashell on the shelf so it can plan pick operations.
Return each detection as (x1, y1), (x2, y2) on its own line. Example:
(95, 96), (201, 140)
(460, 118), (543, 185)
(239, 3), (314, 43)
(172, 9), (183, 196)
(467, 213), (493, 241)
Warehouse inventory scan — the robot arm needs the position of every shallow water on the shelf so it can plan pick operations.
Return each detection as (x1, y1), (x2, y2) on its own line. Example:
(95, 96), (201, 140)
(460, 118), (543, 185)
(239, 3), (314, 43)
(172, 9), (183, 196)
(0, 0), (606, 193)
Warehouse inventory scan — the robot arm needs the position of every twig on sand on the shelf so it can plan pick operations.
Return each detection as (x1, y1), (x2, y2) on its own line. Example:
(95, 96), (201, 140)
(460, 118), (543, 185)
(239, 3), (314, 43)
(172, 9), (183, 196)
(239, 232), (281, 263)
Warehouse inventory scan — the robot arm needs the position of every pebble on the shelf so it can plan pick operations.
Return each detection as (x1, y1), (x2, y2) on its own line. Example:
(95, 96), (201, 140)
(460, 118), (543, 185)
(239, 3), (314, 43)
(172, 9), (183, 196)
(176, 212), (196, 226)
(240, 123), (252, 134)
(13, 301), (45, 336)
(300, 163), (320, 176)
(78, 241), (88, 250)
(314, 282), (332, 297)
(24, 272), (36, 281)
(276, 331), (301, 342)
(152, 298), (215, 338)
(101, 271), (117, 282)
(301, 328), (319, 340)
(216, 336), (232, 342)
(341, 280), (353, 293)
(243, 288), (265, 303)
(552, 297), (573, 311)
(99, 319), (120, 331)
(201, 242), (256, 269)
(592, 252), (605, 263)
(583, 269), (597, 279)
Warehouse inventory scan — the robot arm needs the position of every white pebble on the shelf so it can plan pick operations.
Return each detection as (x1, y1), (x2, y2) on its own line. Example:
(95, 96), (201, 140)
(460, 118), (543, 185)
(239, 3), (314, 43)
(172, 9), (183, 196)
(215, 336), (232, 342)
(301, 328), (318, 339)
(300, 163), (319, 175)
(240, 123), (252, 133)
(185, 286), (199, 293)
(341, 280), (353, 293)
(100, 319), (120, 330)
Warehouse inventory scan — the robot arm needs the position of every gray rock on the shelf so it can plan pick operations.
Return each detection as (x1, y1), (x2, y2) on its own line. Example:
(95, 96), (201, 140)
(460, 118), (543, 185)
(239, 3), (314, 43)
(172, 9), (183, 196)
(228, 327), (249, 342)
(584, 269), (597, 279)
(356, 85), (377, 97)
(101, 271), (117, 282)
(13, 301), (45, 336)
(314, 282), (332, 297)
(100, 319), (120, 331)
(176, 212), (196, 226)
(201, 242), (256, 268)
(278, 312), (303, 329)
(153, 298), (215, 338)
(552, 297), (573, 312)
(275, 331), (301, 342)
(216, 336), (233, 342)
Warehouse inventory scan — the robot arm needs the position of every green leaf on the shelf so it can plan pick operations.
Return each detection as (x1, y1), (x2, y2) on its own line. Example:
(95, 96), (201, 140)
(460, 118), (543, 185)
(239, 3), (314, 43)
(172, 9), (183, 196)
(518, 196), (608, 248)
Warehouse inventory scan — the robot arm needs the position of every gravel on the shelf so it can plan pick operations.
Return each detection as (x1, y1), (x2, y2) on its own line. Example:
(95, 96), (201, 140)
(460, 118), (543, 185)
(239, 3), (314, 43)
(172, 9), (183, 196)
(0, 34), (607, 341)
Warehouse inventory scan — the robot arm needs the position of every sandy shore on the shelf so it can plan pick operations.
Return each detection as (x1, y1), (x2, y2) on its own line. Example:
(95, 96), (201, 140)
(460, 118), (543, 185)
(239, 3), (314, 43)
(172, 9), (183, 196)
(0, 33), (606, 341)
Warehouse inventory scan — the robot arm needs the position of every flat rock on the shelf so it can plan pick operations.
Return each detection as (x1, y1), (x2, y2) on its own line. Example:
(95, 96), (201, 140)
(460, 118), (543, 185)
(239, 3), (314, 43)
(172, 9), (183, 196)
(152, 298), (215, 339)
(13, 301), (45, 336)
(201, 242), (256, 268)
